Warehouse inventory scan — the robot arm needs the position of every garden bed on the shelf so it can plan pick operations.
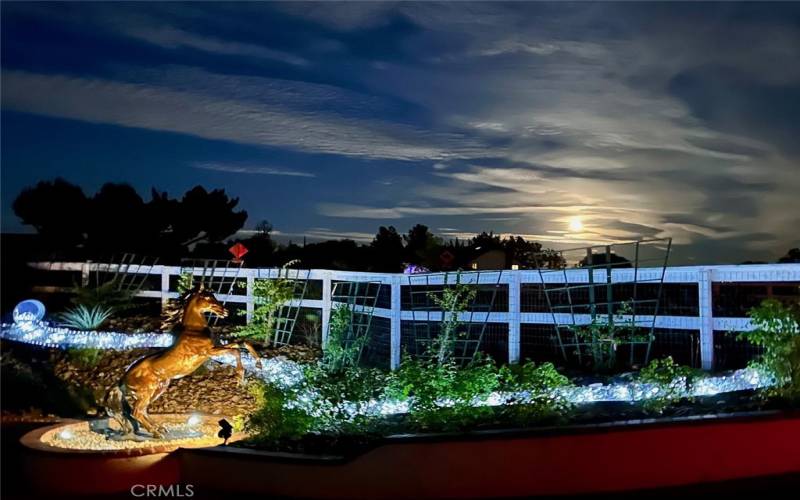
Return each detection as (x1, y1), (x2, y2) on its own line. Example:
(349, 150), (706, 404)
(230, 388), (781, 457)
(180, 410), (800, 499)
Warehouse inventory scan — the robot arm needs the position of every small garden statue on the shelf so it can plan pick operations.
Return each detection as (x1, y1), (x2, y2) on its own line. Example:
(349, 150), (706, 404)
(104, 285), (262, 438)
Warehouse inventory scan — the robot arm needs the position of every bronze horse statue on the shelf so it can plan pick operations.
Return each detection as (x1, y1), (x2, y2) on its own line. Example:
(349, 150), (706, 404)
(104, 285), (261, 438)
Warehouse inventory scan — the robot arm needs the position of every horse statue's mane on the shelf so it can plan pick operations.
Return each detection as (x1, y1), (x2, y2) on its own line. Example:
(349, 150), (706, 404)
(160, 287), (199, 331)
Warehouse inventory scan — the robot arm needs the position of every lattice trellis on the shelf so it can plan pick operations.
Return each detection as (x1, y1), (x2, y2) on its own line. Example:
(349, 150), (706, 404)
(406, 270), (504, 364)
(271, 267), (312, 347)
(92, 253), (160, 296)
(328, 281), (381, 365)
(179, 258), (244, 325)
(533, 238), (672, 369)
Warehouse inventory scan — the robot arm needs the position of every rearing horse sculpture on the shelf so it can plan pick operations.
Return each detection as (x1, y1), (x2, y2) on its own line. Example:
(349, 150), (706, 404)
(105, 285), (261, 438)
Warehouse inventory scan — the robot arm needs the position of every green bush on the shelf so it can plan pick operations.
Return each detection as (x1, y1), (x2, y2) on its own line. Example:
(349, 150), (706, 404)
(496, 360), (573, 424)
(639, 356), (701, 413)
(233, 276), (295, 344)
(247, 304), (386, 437)
(244, 381), (314, 443)
(426, 272), (477, 364)
(321, 304), (370, 373)
(306, 364), (389, 434)
(570, 303), (649, 373)
(739, 299), (800, 400)
(386, 355), (574, 431)
(386, 354), (498, 430)
(498, 360), (572, 393)
(66, 347), (104, 368)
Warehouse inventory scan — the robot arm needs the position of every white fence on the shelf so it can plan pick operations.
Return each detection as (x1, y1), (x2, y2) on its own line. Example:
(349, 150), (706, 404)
(28, 262), (800, 371)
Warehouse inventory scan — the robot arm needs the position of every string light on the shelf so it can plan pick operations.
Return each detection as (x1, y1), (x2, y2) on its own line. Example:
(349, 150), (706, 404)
(0, 314), (776, 420)
(1, 317), (173, 349)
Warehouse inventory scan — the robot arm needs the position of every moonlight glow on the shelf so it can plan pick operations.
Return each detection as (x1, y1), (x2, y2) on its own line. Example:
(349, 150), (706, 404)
(568, 217), (583, 232)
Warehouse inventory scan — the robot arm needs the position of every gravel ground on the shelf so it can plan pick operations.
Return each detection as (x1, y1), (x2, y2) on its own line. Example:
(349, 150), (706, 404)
(41, 416), (228, 451)
(48, 343), (320, 418)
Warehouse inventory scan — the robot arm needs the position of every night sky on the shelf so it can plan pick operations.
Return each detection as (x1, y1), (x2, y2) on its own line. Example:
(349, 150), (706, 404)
(2, 2), (798, 264)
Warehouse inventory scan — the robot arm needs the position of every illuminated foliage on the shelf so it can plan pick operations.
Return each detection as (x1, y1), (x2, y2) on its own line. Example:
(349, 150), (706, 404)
(639, 356), (702, 413)
(233, 273), (295, 344)
(739, 299), (800, 400)
(57, 304), (114, 331)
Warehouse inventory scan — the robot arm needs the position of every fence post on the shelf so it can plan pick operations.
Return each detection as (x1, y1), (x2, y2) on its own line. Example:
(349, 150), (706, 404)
(321, 271), (332, 348)
(160, 267), (170, 311)
(245, 274), (255, 324)
(508, 271), (521, 364)
(390, 275), (402, 370)
(698, 268), (714, 370)
(81, 261), (91, 287)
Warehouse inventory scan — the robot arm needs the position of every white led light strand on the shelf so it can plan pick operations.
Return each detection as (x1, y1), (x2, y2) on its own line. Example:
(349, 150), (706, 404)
(1, 316), (173, 349)
(1, 315), (777, 420)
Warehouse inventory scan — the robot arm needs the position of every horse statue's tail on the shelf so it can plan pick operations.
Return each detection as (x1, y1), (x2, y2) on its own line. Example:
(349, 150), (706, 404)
(103, 382), (135, 434)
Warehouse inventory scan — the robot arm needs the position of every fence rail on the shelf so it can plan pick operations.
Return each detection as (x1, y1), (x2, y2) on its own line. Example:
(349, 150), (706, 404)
(27, 262), (800, 371)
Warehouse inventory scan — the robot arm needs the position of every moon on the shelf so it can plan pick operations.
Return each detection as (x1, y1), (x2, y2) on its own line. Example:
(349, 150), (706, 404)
(568, 217), (583, 232)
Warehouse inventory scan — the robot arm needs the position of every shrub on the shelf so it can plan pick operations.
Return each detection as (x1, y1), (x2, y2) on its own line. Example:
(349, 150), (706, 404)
(739, 299), (800, 400)
(498, 360), (572, 393)
(176, 271), (195, 295)
(322, 304), (369, 373)
(244, 381), (314, 443)
(247, 304), (386, 437)
(427, 272), (477, 364)
(304, 364), (389, 434)
(66, 347), (104, 368)
(57, 304), (113, 330)
(570, 302), (649, 373)
(386, 354), (499, 430)
(497, 360), (574, 424)
(639, 356), (701, 413)
(386, 356), (574, 430)
(233, 273), (295, 344)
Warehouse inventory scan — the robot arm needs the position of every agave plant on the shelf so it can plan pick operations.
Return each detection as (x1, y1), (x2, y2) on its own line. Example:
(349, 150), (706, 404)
(58, 305), (114, 330)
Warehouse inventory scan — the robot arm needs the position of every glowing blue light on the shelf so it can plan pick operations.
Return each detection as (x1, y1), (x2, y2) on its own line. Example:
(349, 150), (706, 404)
(13, 299), (46, 323)
(0, 318), (173, 350)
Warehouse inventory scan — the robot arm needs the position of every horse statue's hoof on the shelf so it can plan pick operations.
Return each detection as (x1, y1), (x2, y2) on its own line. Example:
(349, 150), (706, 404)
(151, 427), (169, 439)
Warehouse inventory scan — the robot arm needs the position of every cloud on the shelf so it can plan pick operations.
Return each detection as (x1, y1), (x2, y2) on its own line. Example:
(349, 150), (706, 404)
(124, 25), (309, 66)
(1, 68), (485, 161)
(285, 228), (376, 243)
(192, 162), (315, 177)
(3, 2), (798, 263)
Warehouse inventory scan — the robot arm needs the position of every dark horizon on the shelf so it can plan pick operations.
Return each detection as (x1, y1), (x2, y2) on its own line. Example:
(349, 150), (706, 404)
(2, 2), (799, 265)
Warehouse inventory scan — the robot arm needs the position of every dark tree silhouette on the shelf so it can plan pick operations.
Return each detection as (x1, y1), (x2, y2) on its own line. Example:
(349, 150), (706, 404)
(470, 232), (504, 251)
(12, 180), (247, 261)
(12, 179), (569, 271)
(12, 178), (90, 251)
(370, 226), (404, 272)
(235, 220), (276, 267)
(86, 183), (151, 256)
(778, 248), (800, 263)
(171, 186), (248, 248)
(404, 224), (440, 268)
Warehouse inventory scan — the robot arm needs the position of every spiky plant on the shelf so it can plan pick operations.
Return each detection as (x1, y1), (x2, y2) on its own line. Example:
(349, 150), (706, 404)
(57, 305), (114, 330)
